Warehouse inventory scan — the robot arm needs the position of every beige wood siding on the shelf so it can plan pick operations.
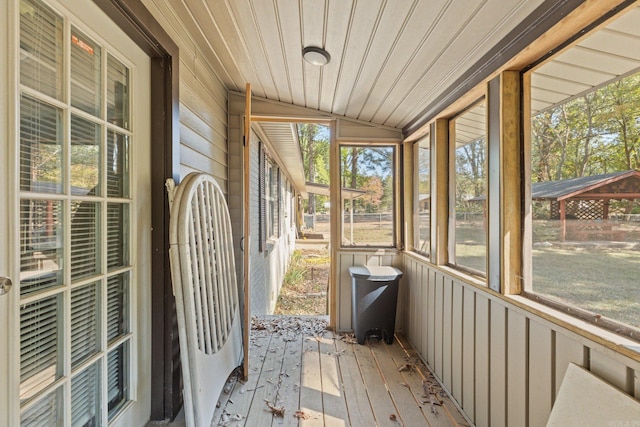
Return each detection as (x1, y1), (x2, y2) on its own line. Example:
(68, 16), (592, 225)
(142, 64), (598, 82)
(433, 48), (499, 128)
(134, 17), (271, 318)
(402, 253), (640, 426)
(143, 0), (229, 189)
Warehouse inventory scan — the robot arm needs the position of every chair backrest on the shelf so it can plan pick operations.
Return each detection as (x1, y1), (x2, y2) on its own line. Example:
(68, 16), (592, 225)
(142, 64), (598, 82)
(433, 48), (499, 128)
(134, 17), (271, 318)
(167, 173), (243, 427)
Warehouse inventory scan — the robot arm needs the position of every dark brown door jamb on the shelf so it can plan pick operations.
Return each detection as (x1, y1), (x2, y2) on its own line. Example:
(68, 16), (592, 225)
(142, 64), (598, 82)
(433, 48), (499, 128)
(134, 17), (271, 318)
(92, 0), (181, 421)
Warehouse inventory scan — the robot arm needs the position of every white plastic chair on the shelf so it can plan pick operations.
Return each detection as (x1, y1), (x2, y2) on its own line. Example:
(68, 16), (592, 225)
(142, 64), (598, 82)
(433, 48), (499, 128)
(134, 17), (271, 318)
(167, 173), (243, 427)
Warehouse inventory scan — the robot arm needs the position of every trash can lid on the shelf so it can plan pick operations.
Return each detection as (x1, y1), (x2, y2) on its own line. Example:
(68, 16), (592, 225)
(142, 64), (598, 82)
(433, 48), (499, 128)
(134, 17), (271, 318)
(348, 265), (402, 281)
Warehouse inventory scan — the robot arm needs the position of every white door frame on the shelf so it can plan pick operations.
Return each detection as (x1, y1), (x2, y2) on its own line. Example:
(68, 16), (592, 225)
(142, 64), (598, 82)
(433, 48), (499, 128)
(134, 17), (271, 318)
(1, 0), (18, 424)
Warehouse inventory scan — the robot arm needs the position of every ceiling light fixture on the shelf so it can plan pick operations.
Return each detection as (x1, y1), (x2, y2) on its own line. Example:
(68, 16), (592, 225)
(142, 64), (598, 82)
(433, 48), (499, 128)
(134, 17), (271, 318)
(302, 46), (331, 66)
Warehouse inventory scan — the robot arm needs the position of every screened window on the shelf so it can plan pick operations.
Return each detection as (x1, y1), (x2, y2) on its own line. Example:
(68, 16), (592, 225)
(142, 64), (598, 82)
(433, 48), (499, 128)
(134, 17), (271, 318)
(526, 5), (640, 333)
(414, 136), (430, 256)
(449, 101), (487, 276)
(340, 145), (395, 247)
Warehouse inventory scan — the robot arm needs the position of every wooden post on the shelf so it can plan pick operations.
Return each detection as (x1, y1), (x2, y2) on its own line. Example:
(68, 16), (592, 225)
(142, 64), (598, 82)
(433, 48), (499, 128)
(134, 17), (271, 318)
(559, 199), (566, 242)
(243, 83), (251, 379)
(329, 121), (339, 330)
(500, 71), (523, 295)
(432, 119), (449, 265)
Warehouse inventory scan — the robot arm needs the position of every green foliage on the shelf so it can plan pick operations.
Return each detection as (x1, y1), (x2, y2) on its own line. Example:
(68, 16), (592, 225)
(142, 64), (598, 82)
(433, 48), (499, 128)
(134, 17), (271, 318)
(531, 72), (640, 181)
(283, 250), (306, 289)
(298, 123), (330, 214)
(340, 146), (394, 213)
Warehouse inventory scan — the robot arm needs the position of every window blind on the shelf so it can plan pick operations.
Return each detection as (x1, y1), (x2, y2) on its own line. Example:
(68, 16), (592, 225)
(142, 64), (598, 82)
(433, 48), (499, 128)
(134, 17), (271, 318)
(20, 95), (63, 193)
(71, 362), (100, 427)
(107, 203), (128, 270)
(70, 27), (101, 117)
(20, 388), (62, 427)
(70, 283), (100, 368)
(107, 274), (128, 342)
(20, 295), (61, 400)
(70, 201), (99, 281)
(20, 0), (63, 100)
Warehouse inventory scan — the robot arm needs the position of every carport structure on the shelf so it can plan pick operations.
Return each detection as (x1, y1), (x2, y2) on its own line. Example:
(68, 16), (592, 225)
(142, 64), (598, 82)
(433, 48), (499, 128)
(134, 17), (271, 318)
(532, 170), (640, 241)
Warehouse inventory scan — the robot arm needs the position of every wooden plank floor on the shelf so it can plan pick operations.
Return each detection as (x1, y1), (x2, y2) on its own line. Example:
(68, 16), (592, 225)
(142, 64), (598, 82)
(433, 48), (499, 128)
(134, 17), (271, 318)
(210, 316), (469, 427)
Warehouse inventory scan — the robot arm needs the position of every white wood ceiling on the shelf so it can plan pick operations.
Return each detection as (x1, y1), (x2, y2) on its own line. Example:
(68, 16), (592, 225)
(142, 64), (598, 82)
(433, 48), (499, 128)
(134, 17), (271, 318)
(169, 0), (548, 129)
(531, 5), (640, 115)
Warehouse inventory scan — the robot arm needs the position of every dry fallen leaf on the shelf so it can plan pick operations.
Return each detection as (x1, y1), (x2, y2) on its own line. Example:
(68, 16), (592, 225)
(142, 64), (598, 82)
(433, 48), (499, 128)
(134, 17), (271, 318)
(340, 333), (358, 344)
(398, 363), (413, 372)
(265, 401), (285, 417)
(294, 410), (311, 419)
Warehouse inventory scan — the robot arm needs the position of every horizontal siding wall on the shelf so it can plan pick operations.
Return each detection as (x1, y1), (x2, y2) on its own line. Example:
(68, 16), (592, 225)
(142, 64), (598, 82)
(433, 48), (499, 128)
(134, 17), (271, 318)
(143, 0), (229, 189)
(403, 253), (640, 427)
(336, 249), (403, 332)
(247, 129), (297, 315)
(226, 93), (244, 288)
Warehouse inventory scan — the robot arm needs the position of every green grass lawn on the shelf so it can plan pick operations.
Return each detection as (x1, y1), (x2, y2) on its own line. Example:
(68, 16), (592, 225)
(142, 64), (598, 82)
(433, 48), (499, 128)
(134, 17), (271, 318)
(455, 221), (639, 330)
(532, 246), (640, 329)
(309, 218), (640, 331)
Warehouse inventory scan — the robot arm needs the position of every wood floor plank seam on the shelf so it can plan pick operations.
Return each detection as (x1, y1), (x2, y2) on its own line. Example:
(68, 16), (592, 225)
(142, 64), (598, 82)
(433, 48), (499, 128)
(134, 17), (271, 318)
(209, 317), (468, 427)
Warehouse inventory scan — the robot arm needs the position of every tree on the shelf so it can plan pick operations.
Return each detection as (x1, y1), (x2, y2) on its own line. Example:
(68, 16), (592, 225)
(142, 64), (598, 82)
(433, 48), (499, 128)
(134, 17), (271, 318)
(297, 123), (329, 213)
(531, 72), (640, 182)
(360, 176), (383, 212)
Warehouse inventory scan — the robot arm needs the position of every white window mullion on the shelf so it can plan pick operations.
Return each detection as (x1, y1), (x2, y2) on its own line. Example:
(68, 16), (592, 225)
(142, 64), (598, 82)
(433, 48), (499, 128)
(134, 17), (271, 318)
(62, 10), (73, 427)
(100, 36), (110, 427)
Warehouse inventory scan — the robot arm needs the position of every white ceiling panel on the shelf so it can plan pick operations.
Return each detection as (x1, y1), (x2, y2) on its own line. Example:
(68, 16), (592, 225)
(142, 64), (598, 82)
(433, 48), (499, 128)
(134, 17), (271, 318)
(161, 0), (638, 135)
(173, 0), (553, 130)
(530, 5), (640, 115)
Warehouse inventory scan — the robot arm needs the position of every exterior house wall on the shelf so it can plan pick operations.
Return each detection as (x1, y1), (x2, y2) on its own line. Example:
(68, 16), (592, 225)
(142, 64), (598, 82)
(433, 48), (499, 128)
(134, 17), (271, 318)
(402, 253), (640, 427)
(228, 91), (298, 315)
(247, 129), (297, 314)
(142, 0), (228, 190)
(227, 94), (245, 295)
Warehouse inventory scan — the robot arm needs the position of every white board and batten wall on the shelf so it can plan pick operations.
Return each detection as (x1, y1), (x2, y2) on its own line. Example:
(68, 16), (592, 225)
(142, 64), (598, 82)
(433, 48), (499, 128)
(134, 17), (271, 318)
(402, 252), (640, 427)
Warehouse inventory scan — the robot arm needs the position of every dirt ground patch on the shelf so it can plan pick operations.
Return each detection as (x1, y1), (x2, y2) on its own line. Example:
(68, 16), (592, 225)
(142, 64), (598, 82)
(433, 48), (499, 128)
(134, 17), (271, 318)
(274, 248), (329, 315)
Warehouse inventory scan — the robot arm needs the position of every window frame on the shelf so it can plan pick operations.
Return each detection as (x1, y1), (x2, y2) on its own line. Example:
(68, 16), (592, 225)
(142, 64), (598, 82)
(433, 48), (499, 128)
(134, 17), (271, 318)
(258, 141), (282, 252)
(446, 99), (488, 280)
(520, 4), (640, 340)
(265, 159), (280, 240)
(338, 143), (398, 248)
(413, 135), (431, 257)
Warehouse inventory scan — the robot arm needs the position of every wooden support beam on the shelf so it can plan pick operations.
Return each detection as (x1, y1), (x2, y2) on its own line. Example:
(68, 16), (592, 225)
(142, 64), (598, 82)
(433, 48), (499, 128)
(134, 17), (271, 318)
(500, 71), (523, 295)
(432, 119), (449, 265)
(329, 121), (339, 330)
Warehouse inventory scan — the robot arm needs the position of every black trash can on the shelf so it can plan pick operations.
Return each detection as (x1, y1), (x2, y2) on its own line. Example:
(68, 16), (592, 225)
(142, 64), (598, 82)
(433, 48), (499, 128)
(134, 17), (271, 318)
(349, 266), (402, 345)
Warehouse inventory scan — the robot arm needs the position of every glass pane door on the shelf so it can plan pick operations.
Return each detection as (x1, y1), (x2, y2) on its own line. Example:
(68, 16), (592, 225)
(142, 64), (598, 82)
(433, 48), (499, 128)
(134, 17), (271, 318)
(17, 0), (136, 425)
